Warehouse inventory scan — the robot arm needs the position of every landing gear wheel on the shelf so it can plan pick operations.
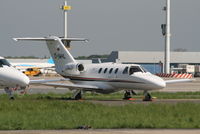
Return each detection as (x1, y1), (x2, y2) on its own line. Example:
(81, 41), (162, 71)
(131, 90), (137, 95)
(4, 87), (15, 100)
(10, 97), (15, 100)
(73, 90), (83, 100)
(123, 90), (132, 100)
(143, 91), (152, 101)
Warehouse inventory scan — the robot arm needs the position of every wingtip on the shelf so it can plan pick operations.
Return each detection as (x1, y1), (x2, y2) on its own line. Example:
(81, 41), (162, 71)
(85, 39), (89, 43)
(13, 38), (18, 41)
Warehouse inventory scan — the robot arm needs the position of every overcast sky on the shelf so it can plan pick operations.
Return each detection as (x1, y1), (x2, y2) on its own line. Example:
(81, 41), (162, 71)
(0, 0), (200, 57)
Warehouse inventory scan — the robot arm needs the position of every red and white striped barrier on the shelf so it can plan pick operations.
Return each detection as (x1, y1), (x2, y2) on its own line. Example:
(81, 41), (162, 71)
(156, 73), (193, 79)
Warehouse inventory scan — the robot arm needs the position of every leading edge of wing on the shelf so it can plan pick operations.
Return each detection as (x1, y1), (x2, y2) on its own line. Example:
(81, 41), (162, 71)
(41, 83), (99, 90)
(165, 78), (195, 84)
(30, 78), (69, 84)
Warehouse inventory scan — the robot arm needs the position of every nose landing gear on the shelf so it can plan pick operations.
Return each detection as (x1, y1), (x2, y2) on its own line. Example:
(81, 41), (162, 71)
(4, 87), (15, 100)
(143, 90), (152, 101)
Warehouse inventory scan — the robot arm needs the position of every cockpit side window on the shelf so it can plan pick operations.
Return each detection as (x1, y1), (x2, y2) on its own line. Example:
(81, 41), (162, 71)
(122, 66), (129, 74)
(129, 66), (143, 75)
(0, 59), (11, 67)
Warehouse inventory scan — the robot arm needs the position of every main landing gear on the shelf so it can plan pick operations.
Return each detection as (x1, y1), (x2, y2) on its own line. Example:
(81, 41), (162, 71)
(123, 90), (136, 100)
(143, 90), (152, 101)
(72, 89), (83, 100)
(123, 90), (153, 101)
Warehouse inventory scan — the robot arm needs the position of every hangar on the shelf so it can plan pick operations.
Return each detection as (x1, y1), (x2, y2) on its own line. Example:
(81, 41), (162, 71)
(93, 51), (200, 74)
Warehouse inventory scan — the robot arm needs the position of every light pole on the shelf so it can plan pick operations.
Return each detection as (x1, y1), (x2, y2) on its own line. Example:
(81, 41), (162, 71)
(161, 0), (171, 74)
(61, 1), (71, 48)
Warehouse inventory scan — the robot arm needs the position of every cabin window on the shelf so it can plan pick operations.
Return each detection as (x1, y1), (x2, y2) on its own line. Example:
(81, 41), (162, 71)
(109, 68), (113, 74)
(129, 66), (143, 75)
(114, 68), (119, 74)
(0, 59), (11, 67)
(122, 67), (129, 74)
(104, 68), (108, 73)
(98, 68), (102, 73)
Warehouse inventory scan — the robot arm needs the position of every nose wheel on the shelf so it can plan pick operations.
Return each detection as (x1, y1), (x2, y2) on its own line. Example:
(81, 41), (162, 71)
(4, 87), (15, 100)
(143, 91), (152, 101)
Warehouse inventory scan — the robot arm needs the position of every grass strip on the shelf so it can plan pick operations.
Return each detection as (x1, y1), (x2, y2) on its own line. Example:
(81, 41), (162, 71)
(0, 93), (199, 129)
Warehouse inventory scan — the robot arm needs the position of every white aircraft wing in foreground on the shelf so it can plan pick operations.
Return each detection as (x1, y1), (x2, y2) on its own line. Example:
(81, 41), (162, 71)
(165, 79), (194, 84)
(41, 83), (98, 90)
(30, 78), (69, 84)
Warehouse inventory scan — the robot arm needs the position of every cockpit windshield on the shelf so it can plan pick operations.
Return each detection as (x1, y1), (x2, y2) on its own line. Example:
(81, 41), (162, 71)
(0, 59), (11, 67)
(129, 66), (143, 75)
(140, 66), (148, 73)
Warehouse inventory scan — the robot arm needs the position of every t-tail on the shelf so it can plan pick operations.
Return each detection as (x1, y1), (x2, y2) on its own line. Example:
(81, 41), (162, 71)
(13, 36), (87, 76)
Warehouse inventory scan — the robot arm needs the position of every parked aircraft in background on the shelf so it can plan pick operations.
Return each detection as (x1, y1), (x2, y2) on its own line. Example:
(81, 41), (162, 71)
(0, 56), (29, 99)
(11, 58), (55, 74)
(11, 58), (54, 69)
(0, 56), (67, 99)
(13, 36), (193, 101)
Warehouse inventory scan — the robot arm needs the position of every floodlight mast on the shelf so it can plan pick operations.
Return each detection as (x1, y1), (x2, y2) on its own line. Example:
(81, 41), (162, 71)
(162, 0), (171, 74)
(62, 1), (71, 39)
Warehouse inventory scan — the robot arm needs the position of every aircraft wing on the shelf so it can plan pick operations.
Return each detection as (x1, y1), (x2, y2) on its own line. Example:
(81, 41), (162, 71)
(165, 79), (195, 84)
(40, 83), (99, 90)
(30, 78), (69, 84)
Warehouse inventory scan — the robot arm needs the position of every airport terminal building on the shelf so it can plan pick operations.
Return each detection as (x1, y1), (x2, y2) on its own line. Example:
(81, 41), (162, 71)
(93, 51), (200, 74)
(8, 51), (200, 75)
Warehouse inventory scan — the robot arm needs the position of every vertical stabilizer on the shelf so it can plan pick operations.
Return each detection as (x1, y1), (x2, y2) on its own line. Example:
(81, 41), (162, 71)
(13, 36), (87, 76)
(45, 36), (77, 74)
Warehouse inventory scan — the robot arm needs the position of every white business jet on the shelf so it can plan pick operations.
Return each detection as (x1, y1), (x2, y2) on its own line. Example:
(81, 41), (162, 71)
(0, 56), (29, 99)
(13, 36), (193, 101)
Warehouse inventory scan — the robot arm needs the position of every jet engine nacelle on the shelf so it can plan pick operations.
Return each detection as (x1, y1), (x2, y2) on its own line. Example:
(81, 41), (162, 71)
(63, 63), (85, 75)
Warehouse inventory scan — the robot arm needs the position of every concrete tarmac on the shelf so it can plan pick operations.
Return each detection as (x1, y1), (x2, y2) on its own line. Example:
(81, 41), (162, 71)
(0, 129), (200, 134)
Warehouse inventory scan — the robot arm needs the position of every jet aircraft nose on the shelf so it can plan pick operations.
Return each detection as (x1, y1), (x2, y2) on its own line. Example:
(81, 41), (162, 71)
(134, 73), (166, 90)
(8, 68), (30, 87)
(152, 78), (166, 89)
(17, 74), (30, 87)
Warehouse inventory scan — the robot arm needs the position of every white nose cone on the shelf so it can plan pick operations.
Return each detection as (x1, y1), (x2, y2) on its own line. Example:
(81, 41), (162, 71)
(153, 78), (166, 89)
(18, 73), (30, 87)
(3, 67), (30, 87)
(134, 73), (166, 90)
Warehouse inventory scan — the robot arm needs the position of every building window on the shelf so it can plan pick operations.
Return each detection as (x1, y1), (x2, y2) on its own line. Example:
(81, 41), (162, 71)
(98, 68), (102, 73)
(109, 68), (113, 74)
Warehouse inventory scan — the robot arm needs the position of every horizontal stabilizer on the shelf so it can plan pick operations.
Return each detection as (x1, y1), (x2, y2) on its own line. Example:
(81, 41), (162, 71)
(165, 79), (195, 84)
(13, 37), (88, 42)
